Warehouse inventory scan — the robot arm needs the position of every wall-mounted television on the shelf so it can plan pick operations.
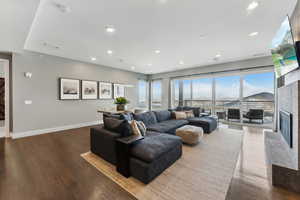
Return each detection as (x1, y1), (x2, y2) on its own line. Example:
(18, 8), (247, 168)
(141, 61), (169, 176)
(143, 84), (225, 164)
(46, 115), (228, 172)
(271, 16), (299, 78)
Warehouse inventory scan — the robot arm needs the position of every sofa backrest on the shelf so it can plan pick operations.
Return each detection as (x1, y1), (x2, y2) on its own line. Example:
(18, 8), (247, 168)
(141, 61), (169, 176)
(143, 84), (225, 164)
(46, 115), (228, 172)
(175, 106), (201, 117)
(153, 110), (172, 122)
(133, 111), (158, 126)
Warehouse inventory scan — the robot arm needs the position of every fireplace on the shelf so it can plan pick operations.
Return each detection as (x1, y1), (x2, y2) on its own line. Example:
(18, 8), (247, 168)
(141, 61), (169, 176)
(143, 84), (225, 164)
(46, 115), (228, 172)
(279, 110), (293, 148)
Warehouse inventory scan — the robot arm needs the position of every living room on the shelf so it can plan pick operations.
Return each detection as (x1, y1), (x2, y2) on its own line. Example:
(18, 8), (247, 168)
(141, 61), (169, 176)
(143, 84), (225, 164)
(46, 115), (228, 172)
(1, 0), (300, 200)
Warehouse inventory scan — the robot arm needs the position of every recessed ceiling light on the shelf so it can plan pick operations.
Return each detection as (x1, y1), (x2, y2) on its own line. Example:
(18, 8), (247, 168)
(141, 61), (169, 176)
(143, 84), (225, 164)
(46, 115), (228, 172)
(215, 53), (221, 58)
(107, 50), (113, 55)
(105, 25), (116, 33)
(147, 64), (152, 67)
(155, 50), (161, 54)
(247, 1), (259, 11)
(91, 57), (96, 61)
(249, 32), (259, 37)
(131, 66), (136, 70)
(179, 60), (184, 65)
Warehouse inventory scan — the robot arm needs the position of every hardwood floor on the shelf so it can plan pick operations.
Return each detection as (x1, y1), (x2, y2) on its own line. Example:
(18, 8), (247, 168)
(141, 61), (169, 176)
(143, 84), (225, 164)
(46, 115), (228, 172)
(0, 127), (135, 200)
(0, 126), (300, 200)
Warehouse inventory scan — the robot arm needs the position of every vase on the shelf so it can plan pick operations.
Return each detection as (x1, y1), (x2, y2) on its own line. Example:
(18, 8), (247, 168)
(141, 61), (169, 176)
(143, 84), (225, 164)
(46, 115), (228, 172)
(116, 104), (126, 111)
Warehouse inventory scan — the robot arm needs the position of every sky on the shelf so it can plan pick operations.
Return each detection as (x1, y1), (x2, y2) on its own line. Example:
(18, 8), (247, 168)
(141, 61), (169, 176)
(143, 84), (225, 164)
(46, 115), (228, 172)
(139, 72), (274, 102)
(178, 72), (274, 100)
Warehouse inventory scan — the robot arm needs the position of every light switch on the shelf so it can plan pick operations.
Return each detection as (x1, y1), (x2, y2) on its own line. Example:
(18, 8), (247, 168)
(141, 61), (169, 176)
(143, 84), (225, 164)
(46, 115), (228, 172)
(24, 100), (32, 105)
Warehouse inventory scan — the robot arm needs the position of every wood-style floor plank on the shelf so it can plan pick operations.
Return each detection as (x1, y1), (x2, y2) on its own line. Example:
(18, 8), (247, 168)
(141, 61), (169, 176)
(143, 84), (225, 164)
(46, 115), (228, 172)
(0, 127), (136, 200)
(0, 126), (300, 200)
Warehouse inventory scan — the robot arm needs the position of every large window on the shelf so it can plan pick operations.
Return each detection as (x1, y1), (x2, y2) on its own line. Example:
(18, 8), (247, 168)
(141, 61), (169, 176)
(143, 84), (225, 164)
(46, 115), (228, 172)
(215, 76), (240, 113)
(171, 79), (180, 107)
(170, 69), (275, 127)
(242, 72), (275, 125)
(138, 80), (148, 108)
(183, 80), (192, 100)
(151, 80), (162, 110)
(185, 78), (213, 113)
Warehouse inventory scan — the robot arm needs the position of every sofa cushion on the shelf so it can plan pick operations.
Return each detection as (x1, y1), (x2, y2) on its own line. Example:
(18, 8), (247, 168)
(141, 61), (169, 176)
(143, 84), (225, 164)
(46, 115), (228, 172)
(173, 111), (187, 120)
(147, 119), (188, 134)
(184, 106), (201, 117)
(187, 116), (217, 134)
(120, 112), (134, 121)
(175, 106), (201, 117)
(133, 111), (158, 126)
(130, 134), (182, 163)
(154, 110), (171, 122)
(103, 117), (132, 137)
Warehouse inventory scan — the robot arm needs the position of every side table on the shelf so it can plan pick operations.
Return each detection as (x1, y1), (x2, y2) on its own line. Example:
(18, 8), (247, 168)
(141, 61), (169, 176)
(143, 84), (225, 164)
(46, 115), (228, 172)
(116, 135), (144, 177)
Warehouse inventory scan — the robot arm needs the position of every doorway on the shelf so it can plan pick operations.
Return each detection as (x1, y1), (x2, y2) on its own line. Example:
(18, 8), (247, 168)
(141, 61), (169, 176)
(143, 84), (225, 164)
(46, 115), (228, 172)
(0, 59), (10, 138)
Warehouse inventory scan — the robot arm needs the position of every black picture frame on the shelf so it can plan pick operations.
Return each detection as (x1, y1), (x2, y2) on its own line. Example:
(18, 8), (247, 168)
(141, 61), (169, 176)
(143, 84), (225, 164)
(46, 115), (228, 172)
(81, 80), (98, 100)
(59, 78), (81, 100)
(99, 82), (113, 99)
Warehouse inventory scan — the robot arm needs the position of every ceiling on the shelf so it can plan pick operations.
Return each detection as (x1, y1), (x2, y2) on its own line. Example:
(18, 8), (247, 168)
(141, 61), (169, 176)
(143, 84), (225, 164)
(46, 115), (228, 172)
(1, 0), (298, 74)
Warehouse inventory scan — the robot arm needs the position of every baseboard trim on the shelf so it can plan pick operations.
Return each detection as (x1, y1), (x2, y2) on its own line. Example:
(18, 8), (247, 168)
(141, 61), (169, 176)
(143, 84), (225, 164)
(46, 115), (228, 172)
(12, 121), (101, 139)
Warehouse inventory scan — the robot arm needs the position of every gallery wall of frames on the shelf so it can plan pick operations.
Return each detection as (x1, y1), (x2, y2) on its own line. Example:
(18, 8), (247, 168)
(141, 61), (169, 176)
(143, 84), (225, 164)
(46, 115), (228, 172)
(59, 78), (126, 100)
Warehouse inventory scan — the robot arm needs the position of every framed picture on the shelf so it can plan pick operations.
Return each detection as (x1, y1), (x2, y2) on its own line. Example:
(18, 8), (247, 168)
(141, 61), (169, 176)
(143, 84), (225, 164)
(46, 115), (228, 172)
(81, 80), (98, 100)
(99, 82), (113, 99)
(59, 78), (80, 100)
(114, 84), (125, 98)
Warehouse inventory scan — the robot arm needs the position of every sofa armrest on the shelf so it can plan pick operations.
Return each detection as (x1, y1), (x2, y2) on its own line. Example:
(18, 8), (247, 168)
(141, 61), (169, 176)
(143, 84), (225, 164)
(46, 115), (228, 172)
(90, 125), (121, 164)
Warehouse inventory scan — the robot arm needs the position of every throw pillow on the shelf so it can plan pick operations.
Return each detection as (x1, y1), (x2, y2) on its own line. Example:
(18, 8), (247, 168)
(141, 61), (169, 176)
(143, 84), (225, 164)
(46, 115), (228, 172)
(103, 117), (132, 137)
(185, 110), (195, 118)
(120, 112), (133, 121)
(103, 113), (121, 120)
(174, 111), (187, 120)
(130, 120), (143, 137)
(103, 117), (124, 132)
(136, 121), (147, 136)
(120, 120), (132, 137)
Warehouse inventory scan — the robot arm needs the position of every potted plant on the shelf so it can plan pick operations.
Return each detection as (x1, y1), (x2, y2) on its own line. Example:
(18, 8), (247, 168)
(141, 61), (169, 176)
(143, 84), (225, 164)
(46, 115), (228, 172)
(114, 97), (129, 111)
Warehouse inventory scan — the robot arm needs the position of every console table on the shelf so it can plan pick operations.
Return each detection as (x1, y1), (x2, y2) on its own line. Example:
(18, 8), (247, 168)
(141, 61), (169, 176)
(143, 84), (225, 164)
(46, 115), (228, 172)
(116, 135), (144, 177)
(97, 109), (133, 114)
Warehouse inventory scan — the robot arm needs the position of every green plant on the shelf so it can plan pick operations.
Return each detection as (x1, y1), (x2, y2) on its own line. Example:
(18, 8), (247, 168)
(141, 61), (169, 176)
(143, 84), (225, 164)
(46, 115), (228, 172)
(114, 97), (129, 105)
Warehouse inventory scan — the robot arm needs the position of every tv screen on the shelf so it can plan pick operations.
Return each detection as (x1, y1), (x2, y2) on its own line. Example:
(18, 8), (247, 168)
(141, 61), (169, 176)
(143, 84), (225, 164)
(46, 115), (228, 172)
(271, 16), (299, 78)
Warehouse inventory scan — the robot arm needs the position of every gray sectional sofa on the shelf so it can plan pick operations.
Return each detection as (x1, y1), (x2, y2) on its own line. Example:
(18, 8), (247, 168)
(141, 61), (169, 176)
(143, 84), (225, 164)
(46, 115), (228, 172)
(90, 108), (217, 184)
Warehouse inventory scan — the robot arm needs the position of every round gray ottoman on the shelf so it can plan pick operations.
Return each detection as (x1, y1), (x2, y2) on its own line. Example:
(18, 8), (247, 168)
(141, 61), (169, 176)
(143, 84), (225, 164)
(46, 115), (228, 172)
(176, 125), (204, 145)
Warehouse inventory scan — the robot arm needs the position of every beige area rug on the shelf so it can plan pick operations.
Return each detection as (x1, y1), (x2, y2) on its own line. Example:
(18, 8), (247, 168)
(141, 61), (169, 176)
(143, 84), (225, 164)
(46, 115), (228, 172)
(81, 127), (243, 200)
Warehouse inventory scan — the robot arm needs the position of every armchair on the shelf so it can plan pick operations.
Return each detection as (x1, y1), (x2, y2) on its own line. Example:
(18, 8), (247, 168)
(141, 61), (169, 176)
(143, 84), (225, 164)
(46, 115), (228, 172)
(227, 109), (241, 121)
(243, 109), (264, 123)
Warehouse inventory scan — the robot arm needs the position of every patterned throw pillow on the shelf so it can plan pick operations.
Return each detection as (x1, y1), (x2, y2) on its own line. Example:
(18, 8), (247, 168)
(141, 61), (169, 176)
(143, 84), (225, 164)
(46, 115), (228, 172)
(136, 121), (147, 136)
(174, 111), (187, 120)
(185, 110), (195, 118)
(130, 120), (143, 137)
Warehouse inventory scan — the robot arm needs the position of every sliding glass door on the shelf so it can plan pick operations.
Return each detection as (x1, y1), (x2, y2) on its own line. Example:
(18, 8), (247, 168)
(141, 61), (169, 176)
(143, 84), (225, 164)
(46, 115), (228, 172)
(170, 70), (275, 127)
(151, 80), (162, 110)
(215, 76), (241, 116)
(242, 72), (275, 126)
(190, 78), (213, 113)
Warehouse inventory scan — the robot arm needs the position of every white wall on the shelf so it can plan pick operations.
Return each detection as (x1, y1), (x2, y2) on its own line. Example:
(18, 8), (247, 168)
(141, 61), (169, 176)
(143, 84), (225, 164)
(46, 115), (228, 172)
(12, 51), (146, 137)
